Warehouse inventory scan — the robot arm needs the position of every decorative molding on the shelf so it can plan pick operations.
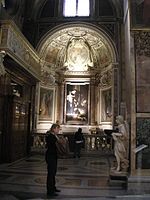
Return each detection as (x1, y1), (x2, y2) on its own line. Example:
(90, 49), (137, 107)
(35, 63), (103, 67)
(64, 70), (91, 76)
(0, 20), (41, 80)
(41, 66), (55, 86)
(95, 70), (112, 88)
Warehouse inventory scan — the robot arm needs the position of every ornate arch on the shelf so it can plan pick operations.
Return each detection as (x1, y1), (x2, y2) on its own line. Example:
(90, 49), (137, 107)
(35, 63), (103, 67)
(37, 22), (118, 81)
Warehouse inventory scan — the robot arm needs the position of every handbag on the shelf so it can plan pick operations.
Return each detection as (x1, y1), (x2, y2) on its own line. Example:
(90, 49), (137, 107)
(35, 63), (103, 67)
(56, 136), (69, 157)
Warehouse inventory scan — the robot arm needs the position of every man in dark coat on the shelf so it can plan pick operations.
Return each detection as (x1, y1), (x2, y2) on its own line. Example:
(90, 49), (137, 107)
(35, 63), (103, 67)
(45, 123), (61, 197)
(73, 128), (84, 158)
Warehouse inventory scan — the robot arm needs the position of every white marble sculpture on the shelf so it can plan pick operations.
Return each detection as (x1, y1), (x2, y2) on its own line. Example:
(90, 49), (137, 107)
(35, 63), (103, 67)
(112, 115), (129, 172)
(0, 50), (6, 76)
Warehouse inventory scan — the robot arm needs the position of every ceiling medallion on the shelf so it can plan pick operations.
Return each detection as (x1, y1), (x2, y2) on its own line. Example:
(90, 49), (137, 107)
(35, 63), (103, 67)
(63, 37), (93, 72)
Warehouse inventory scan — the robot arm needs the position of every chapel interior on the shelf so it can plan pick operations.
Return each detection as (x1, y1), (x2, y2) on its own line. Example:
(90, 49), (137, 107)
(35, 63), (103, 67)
(0, 0), (150, 199)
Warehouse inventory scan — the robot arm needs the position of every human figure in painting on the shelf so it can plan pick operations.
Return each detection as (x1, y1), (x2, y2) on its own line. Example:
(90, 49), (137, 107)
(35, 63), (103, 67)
(40, 91), (53, 117)
(73, 128), (84, 158)
(45, 123), (61, 197)
(112, 115), (129, 172)
(67, 90), (76, 114)
(102, 89), (112, 122)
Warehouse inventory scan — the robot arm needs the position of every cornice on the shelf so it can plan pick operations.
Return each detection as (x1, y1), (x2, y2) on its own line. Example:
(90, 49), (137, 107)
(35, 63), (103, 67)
(0, 20), (41, 80)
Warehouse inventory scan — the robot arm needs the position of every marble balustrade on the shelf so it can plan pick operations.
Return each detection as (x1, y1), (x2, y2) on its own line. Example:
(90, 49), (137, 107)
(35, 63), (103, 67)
(31, 132), (113, 153)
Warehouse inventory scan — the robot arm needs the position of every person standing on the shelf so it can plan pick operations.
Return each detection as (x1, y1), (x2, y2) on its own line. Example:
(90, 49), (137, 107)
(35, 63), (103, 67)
(73, 128), (84, 158)
(45, 123), (61, 197)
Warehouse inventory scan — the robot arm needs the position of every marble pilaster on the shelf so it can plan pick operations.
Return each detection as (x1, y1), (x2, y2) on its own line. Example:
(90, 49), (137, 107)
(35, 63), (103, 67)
(130, 34), (137, 175)
(90, 77), (95, 125)
(59, 80), (65, 124)
(112, 63), (119, 124)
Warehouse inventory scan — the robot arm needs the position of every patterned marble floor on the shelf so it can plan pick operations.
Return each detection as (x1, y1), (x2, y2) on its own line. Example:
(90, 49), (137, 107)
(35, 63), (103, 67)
(0, 152), (150, 200)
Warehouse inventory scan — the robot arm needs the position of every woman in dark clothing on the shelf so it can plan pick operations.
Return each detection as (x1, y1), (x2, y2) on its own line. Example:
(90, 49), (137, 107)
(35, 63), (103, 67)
(45, 123), (61, 197)
(73, 128), (84, 158)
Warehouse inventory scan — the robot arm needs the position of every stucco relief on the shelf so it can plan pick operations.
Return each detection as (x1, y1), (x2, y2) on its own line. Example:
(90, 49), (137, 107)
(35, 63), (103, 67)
(45, 47), (60, 64)
(7, 28), (25, 59)
(96, 45), (111, 67)
(38, 25), (114, 76)
(63, 37), (93, 71)
(95, 70), (112, 88)
(41, 64), (55, 85)
(0, 22), (41, 77)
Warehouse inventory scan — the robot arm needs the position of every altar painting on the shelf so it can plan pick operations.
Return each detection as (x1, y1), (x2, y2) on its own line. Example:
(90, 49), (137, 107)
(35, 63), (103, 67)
(65, 84), (89, 124)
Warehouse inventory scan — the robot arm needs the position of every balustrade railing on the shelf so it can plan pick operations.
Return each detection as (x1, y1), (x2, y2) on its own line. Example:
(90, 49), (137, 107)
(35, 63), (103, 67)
(31, 132), (113, 154)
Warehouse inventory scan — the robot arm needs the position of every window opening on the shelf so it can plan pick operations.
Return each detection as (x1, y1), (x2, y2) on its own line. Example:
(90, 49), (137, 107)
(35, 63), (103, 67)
(63, 0), (90, 17)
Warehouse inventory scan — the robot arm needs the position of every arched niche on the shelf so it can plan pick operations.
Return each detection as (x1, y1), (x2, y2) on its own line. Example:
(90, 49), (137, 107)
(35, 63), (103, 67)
(36, 23), (119, 131)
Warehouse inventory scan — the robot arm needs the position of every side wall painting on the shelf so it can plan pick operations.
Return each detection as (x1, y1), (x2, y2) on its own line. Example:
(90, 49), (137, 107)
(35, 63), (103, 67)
(39, 87), (55, 121)
(100, 88), (112, 122)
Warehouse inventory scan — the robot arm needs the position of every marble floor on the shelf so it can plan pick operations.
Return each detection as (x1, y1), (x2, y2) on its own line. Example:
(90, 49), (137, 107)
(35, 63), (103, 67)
(0, 152), (150, 200)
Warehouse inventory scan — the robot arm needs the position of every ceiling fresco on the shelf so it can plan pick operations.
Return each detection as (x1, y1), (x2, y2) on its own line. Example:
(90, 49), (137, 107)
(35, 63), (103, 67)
(38, 25), (115, 79)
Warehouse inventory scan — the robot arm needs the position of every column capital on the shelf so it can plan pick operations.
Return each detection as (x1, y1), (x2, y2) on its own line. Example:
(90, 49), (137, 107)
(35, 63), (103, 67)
(90, 76), (96, 85)
(111, 62), (119, 69)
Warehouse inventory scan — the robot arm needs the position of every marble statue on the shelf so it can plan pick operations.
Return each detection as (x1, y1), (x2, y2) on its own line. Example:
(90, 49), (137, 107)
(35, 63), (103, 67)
(112, 115), (129, 172)
(0, 50), (6, 76)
